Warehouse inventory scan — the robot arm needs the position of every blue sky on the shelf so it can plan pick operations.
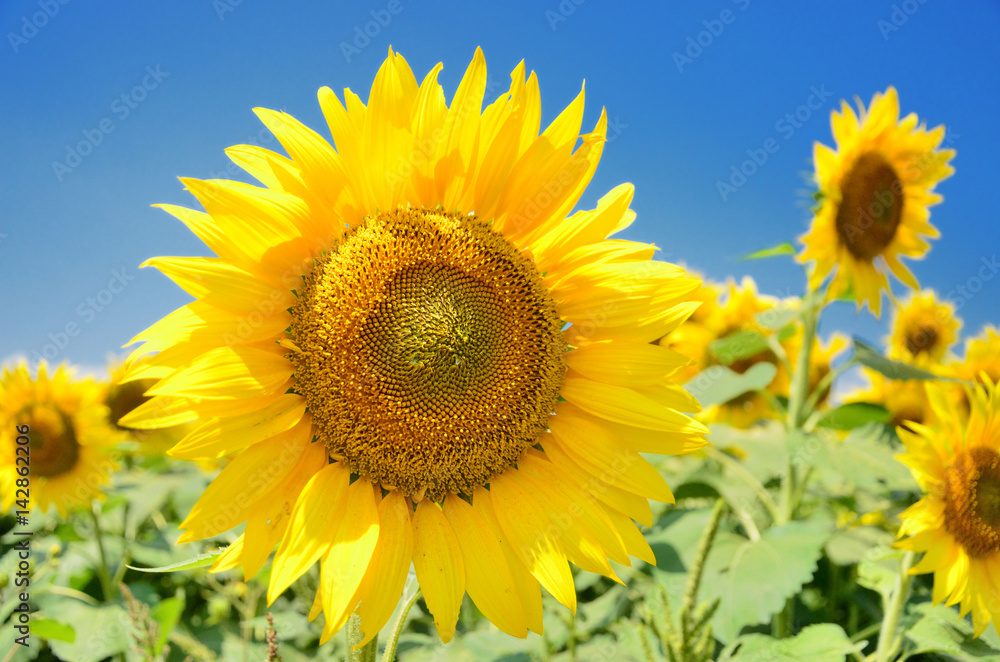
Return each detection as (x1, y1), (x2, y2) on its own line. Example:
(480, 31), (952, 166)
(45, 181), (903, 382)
(2, 0), (998, 375)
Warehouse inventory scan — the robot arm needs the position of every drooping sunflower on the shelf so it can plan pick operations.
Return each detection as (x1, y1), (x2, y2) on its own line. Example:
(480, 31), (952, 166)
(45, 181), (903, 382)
(125, 49), (707, 644)
(848, 368), (935, 432)
(0, 361), (120, 517)
(886, 289), (961, 364)
(104, 357), (186, 455)
(797, 87), (955, 316)
(896, 378), (1000, 636)
(952, 326), (1000, 387)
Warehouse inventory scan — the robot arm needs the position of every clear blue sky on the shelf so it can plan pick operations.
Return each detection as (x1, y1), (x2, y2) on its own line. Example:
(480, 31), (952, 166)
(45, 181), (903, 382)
(2, 0), (998, 373)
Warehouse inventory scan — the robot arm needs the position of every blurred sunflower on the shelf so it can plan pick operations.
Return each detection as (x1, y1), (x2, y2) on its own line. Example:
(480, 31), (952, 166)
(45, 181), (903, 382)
(797, 87), (955, 316)
(952, 326), (1000, 386)
(886, 290), (960, 364)
(686, 278), (783, 428)
(104, 358), (184, 455)
(0, 362), (120, 517)
(849, 368), (934, 432)
(896, 378), (1000, 636)
(127, 49), (706, 644)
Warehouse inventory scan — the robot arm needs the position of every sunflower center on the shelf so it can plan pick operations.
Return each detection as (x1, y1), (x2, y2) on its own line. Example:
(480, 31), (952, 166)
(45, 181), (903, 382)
(105, 379), (154, 430)
(905, 324), (939, 357)
(23, 406), (81, 478)
(834, 151), (904, 261)
(290, 208), (566, 501)
(943, 446), (1000, 557)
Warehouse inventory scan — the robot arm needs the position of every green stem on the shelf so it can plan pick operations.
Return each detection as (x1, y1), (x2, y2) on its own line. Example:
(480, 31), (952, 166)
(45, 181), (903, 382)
(347, 613), (378, 662)
(874, 552), (916, 662)
(787, 295), (819, 430)
(381, 587), (422, 662)
(680, 499), (727, 656)
(88, 505), (115, 601)
(704, 446), (781, 525)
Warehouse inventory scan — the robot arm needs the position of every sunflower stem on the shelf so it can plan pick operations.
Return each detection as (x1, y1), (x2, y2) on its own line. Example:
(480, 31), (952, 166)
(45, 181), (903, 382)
(88, 503), (115, 601)
(705, 446), (781, 525)
(381, 586), (421, 662)
(680, 499), (726, 653)
(874, 551), (915, 662)
(346, 614), (377, 662)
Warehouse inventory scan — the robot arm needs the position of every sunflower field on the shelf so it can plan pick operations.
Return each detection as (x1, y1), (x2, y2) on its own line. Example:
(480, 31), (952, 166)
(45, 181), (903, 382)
(3, 4), (1000, 662)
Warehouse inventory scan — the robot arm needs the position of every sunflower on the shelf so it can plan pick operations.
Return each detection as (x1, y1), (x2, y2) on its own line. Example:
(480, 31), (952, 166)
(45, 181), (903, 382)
(104, 357), (187, 455)
(952, 326), (1000, 387)
(126, 49), (706, 645)
(886, 290), (960, 364)
(0, 361), (120, 517)
(848, 368), (934, 432)
(797, 87), (955, 316)
(896, 378), (1000, 636)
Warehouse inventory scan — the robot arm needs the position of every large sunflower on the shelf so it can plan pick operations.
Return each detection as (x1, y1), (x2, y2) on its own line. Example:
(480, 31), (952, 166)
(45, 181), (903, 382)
(896, 378), (1000, 636)
(797, 87), (955, 316)
(125, 49), (706, 644)
(0, 361), (120, 517)
(886, 289), (961, 364)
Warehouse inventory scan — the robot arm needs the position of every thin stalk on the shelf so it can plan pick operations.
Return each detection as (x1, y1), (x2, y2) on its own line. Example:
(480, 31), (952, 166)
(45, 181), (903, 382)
(874, 552), (916, 662)
(381, 587), (422, 662)
(786, 293), (820, 430)
(88, 505), (115, 601)
(704, 446), (781, 524)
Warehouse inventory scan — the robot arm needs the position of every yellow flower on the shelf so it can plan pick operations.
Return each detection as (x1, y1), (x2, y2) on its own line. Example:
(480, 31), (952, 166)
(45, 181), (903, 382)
(896, 378), (1000, 636)
(104, 358), (188, 455)
(126, 49), (706, 644)
(886, 290), (961, 364)
(797, 87), (955, 316)
(952, 326), (1000, 386)
(0, 362), (120, 517)
(680, 277), (782, 428)
(849, 368), (934, 432)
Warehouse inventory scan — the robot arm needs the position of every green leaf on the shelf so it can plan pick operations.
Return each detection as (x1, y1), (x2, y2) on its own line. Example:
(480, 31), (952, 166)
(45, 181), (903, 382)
(852, 337), (947, 381)
(700, 521), (830, 643)
(856, 545), (902, 601)
(741, 242), (796, 260)
(728, 624), (865, 661)
(150, 594), (184, 654)
(810, 423), (915, 495)
(815, 402), (890, 430)
(685, 363), (778, 408)
(709, 331), (771, 364)
(755, 306), (800, 331)
(43, 604), (130, 662)
(903, 602), (1000, 660)
(30, 619), (75, 643)
(126, 548), (225, 573)
(824, 526), (894, 566)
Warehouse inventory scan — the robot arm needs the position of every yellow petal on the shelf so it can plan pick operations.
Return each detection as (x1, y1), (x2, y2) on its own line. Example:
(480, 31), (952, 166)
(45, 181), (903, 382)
(209, 535), (244, 572)
(179, 423), (311, 542)
(320, 477), (381, 640)
(442, 494), (528, 638)
(490, 472), (576, 612)
(268, 462), (350, 603)
(353, 491), (415, 646)
(560, 374), (706, 435)
(241, 439), (327, 580)
(168, 395), (307, 460)
(147, 346), (292, 401)
(472, 487), (544, 634)
(564, 340), (690, 386)
(412, 500), (466, 643)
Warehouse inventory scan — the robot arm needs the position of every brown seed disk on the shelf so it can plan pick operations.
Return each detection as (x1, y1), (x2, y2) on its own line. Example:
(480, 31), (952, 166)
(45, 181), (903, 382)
(290, 208), (566, 501)
(22, 405), (81, 478)
(834, 151), (905, 261)
(943, 446), (1000, 558)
